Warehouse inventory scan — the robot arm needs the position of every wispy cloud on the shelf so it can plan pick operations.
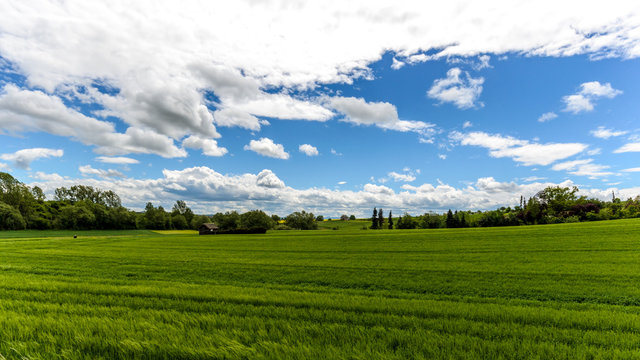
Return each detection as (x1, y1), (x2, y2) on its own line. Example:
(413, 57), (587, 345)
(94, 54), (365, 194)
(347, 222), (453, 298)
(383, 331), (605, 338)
(427, 68), (484, 109)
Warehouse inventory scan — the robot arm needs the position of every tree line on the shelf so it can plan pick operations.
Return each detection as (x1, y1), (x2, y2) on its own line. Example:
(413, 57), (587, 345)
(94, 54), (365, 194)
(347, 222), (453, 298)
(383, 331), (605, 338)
(2, 171), (639, 231)
(0, 172), (319, 231)
(369, 186), (640, 229)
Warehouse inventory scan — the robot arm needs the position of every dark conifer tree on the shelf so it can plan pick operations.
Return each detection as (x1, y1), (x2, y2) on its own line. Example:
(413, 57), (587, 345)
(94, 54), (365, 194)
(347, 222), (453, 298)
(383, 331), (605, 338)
(371, 207), (378, 229)
(378, 208), (384, 229)
(388, 210), (393, 230)
(445, 209), (455, 228)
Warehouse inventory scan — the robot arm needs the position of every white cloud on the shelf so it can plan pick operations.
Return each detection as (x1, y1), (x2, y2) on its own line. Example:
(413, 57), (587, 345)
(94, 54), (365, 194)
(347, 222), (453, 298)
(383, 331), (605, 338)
(328, 96), (435, 137)
(427, 68), (484, 109)
(0, 163), (9, 171)
(95, 156), (140, 165)
(0, 2), (638, 160)
(452, 131), (587, 166)
(590, 126), (628, 139)
(182, 136), (228, 157)
(462, 121), (472, 128)
(32, 172), (65, 181)
(337, 181), (347, 185)
(614, 143), (640, 153)
(438, 154), (447, 160)
(24, 165), (640, 217)
(299, 144), (319, 156)
(0, 148), (63, 169)
(537, 112), (558, 123)
(255, 169), (285, 189)
(622, 167), (640, 173)
(522, 176), (546, 182)
(330, 149), (342, 156)
(562, 81), (622, 114)
(244, 138), (289, 159)
(551, 159), (613, 178)
(388, 172), (416, 182)
(391, 58), (405, 70)
(0, 85), (187, 158)
(79, 165), (125, 179)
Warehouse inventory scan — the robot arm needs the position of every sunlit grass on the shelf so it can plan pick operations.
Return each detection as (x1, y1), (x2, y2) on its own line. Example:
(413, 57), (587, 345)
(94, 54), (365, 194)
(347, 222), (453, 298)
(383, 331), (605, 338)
(1, 219), (640, 359)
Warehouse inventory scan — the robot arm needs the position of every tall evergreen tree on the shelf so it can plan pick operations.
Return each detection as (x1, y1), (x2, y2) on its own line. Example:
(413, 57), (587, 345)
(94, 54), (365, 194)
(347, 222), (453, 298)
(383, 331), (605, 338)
(371, 207), (378, 229)
(378, 208), (384, 229)
(388, 210), (393, 230)
(445, 209), (455, 228)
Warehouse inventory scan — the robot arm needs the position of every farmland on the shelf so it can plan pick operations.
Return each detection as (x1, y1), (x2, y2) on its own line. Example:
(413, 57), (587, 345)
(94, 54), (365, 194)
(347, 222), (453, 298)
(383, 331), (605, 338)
(1, 220), (640, 359)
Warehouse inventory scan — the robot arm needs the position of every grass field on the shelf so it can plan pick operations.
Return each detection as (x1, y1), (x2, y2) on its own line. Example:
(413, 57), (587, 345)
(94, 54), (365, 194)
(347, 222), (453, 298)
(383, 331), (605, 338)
(2, 220), (640, 359)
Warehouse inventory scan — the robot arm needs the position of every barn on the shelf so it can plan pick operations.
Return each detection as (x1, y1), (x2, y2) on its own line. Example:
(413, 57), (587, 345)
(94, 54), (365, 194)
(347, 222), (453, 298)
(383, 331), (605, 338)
(199, 223), (219, 235)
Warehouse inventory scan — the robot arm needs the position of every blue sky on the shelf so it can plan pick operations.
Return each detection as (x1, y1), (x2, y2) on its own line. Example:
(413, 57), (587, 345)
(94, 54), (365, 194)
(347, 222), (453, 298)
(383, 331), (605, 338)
(1, 1), (640, 216)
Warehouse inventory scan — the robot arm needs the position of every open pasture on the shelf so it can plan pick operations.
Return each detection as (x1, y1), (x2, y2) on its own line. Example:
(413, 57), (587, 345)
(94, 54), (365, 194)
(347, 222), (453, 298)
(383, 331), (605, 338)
(2, 220), (640, 359)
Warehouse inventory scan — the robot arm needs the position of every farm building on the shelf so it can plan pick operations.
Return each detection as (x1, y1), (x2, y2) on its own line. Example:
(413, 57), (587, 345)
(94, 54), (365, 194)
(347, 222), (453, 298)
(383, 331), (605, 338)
(199, 223), (219, 235)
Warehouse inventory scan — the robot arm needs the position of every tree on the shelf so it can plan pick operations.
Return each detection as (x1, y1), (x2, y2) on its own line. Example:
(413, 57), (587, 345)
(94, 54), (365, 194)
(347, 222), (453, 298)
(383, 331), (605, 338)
(316, 215), (324, 222)
(378, 208), (384, 229)
(445, 209), (456, 228)
(241, 210), (275, 231)
(371, 207), (378, 229)
(0, 202), (26, 230)
(388, 210), (393, 230)
(212, 211), (240, 230)
(285, 211), (317, 230)
(349, 215), (356, 221)
(396, 212), (417, 229)
(190, 215), (212, 230)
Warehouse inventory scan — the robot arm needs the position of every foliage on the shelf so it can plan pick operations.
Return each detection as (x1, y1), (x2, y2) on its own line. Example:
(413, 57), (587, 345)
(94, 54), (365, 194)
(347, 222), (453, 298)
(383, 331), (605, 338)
(396, 212), (417, 229)
(285, 210), (317, 230)
(240, 210), (275, 231)
(0, 201), (26, 230)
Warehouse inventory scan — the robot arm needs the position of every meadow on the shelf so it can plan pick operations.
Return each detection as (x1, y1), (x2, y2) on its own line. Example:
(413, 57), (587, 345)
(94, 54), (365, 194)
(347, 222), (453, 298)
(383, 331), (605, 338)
(1, 219), (640, 359)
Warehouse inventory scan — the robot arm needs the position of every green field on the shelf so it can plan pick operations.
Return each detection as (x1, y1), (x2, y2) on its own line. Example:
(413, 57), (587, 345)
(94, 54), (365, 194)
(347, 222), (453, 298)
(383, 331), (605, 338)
(2, 220), (640, 359)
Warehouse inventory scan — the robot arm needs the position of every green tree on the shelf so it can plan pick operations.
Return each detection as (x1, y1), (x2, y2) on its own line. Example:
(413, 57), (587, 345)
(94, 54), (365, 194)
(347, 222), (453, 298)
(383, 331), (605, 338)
(190, 215), (212, 230)
(349, 215), (356, 221)
(445, 209), (456, 228)
(378, 208), (384, 229)
(316, 215), (324, 222)
(285, 211), (317, 230)
(241, 210), (275, 231)
(396, 212), (417, 229)
(388, 210), (393, 230)
(0, 202), (26, 230)
(212, 211), (240, 231)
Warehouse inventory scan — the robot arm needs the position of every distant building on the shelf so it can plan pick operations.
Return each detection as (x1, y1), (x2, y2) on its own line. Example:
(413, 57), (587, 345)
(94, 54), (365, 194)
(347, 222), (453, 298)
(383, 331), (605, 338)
(199, 223), (219, 235)
(340, 214), (349, 221)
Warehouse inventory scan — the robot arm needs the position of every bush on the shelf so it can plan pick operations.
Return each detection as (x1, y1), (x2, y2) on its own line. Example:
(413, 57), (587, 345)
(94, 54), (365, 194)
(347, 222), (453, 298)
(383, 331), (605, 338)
(396, 213), (417, 229)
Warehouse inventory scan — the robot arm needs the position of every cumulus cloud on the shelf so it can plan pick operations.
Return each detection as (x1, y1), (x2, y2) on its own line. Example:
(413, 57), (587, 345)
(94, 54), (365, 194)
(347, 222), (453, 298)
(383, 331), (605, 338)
(427, 68), (484, 109)
(0, 85), (187, 158)
(299, 144), (319, 156)
(79, 165), (125, 179)
(451, 131), (587, 166)
(590, 126), (628, 139)
(23, 165), (640, 217)
(256, 169), (285, 189)
(562, 81), (622, 114)
(329, 96), (436, 137)
(0, 2), (639, 159)
(244, 138), (289, 159)
(0, 148), (63, 169)
(537, 112), (558, 123)
(182, 136), (228, 157)
(95, 156), (140, 165)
